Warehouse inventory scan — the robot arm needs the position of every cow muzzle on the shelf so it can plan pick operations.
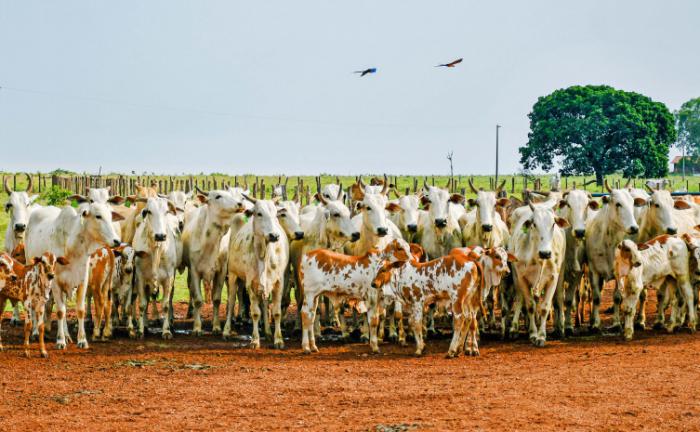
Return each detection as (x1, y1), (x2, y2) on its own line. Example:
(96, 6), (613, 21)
(666, 227), (678, 235)
(112, 239), (121, 247)
(574, 229), (585, 239)
(482, 224), (493, 233)
(268, 233), (280, 242)
(538, 250), (552, 260)
(47, 273), (55, 280)
(377, 227), (388, 237)
(351, 232), (361, 242)
(13, 223), (26, 233)
(434, 219), (447, 228)
(628, 226), (639, 235)
(154, 233), (167, 242)
(294, 231), (304, 240)
(407, 224), (418, 233)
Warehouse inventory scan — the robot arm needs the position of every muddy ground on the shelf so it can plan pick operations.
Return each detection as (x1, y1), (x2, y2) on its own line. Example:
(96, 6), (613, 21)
(1, 295), (700, 431)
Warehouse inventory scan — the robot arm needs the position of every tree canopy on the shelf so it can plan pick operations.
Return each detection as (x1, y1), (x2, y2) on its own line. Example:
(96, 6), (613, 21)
(519, 85), (676, 185)
(675, 97), (700, 157)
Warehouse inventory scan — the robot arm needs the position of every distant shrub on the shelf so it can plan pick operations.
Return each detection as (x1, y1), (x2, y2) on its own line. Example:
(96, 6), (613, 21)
(41, 185), (72, 206)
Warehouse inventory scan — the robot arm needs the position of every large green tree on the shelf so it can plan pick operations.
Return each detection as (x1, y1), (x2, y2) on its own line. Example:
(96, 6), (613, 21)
(675, 97), (700, 158)
(519, 85), (676, 185)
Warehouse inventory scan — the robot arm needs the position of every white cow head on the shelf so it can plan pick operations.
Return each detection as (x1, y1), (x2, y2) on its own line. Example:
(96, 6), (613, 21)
(69, 186), (125, 206)
(524, 203), (569, 260)
(277, 200), (304, 241)
(558, 190), (599, 240)
(321, 183), (347, 203)
(243, 195), (285, 244)
(603, 181), (642, 235)
(81, 202), (124, 247)
(4, 175), (39, 240)
(197, 187), (245, 221)
(387, 190), (421, 235)
(422, 183), (465, 230)
(355, 181), (391, 237)
(139, 197), (177, 242)
(317, 193), (359, 247)
(467, 179), (508, 234)
(645, 189), (693, 235)
(166, 190), (194, 231)
(113, 244), (136, 276)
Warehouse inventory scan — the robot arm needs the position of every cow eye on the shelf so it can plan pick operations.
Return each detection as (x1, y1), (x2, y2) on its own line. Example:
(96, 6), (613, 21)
(616, 203), (622, 208)
(257, 212), (263, 217)
(654, 203), (660, 208)
(4, 203), (11, 210)
(95, 214), (103, 220)
(333, 213), (340, 218)
(89, 199), (94, 203)
(278, 213), (286, 218)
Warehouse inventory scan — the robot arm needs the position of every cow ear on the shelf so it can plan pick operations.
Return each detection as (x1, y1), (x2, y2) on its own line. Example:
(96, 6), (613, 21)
(674, 200), (692, 210)
(81, 210), (90, 218)
(391, 260), (406, 269)
(523, 219), (532, 229)
(634, 198), (648, 208)
(56, 256), (70, 265)
(197, 194), (208, 204)
(420, 196), (430, 207)
(449, 194), (465, 205)
(108, 196), (126, 205)
(166, 201), (177, 215)
(245, 208), (254, 218)
(588, 200), (600, 210)
(558, 199), (567, 209)
(507, 252), (518, 262)
(134, 251), (149, 259)
(633, 261), (642, 267)
(68, 194), (88, 204)
(555, 217), (570, 229)
(111, 211), (125, 222)
(602, 196), (610, 204)
(496, 198), (510, 207)
(354, 202), (364, 212)
(385, 203), (402, 213)
(31, 256), (42, 265)
(467, 198), (477, 208)
(350, 183), (365, 202)
(637, 243), (650, 251)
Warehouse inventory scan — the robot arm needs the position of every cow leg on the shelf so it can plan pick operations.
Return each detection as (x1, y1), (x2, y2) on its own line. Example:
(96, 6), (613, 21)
(212, 270), (225, 335)
(37, 310), (48, 358)
(86, 293), (93, 323)
(589, 271), (603, 333)
(564, 274), (578, 336)
(75, 281), (90, 349)
(262, 296), (272, 341)
(301, 294), (317, 353)
(161, 276), (174, 340)
(366, 291), (380, 354)
(91, 285), (104, 342)
(425, 303), (437, 336)
(508, 289), (524, 339)
(103, 284), (113, 340)
(636, 288), (648, 330)
(552, 273), (565, 339)
(386, 302), (398, 343)
(621, 288), (641, 341)
(447, 311), (465, 358)
(23, 315), (33, 358)
(680, 279), (697, 332)
(664, 281), (679, 333)
(44, 295), (54, 335)
(52, 285), (68, 350)
(610, 279), (622, 333)
(535, 276), (559, 347)
(272, 280), (284, 349)
(223, 273), (238, 340)
(410, 303), (425, 356)
(126, 287), (136, 339)
(247, 283), (262, 349)
(500, 282), (511, 339)
(189, 272), (204, 336)
(11, 301), (22, 327)
(313, 298), (323, 338)
(136, 277), (147, 339)
(395, 301), (406, 346)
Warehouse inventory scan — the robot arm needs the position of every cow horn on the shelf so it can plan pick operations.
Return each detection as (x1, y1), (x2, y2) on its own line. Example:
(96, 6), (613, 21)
(444, 178), (452, 190)
(291, 188), (299, 204)
(624, 177), (632, 188)
(317, 191), (329, 205)
(195, 186), (209, 196)
(358, 177), (367, 189)
(468, 178), (478, 194)
(381, 175), (389, 195)
(528, 201), (536, 211)
(644, 184), (654, 193)
(604, 179), (612, 193)
(336, 183), (344, 200)
(242, 193), (257, 204)
(424, 179), (430, 191)
(25, 173), (33, 194)
(392, 187), (403, 199)
(3, 176), (11, 194)
(497, 180), (506, 193)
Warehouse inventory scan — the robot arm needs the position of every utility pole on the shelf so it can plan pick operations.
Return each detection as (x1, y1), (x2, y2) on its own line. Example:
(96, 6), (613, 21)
(446, 150), (454, 192)
(495, 124), (501, 185)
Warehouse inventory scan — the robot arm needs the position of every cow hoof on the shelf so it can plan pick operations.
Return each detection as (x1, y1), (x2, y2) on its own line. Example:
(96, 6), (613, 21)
(550, 329), (563, 340)
(55, 341), (66, 350)
(211, 327), (222, 335)
(273, 341), (285, 350)
(665, 325), (676, 334)
(634, 322), (646, 331)
(388, 334), (398, 343)
(311, 346), (319, 353)
(471, 350), (480, 357)
(24, 351), (31, 358)
(192, 330), (203, 337)
(162, 331), (173, 340)
(360, 335), (369, 343)
(445, 351), (458, 359)
(534, 338), (546, 348)
(128, 331), (137, 340)
(414, 350), (423, 357)
(652, 322), (664, 330)
(40, 351), (49, 358)
(303, 348), (311, 355)
(564, 327), (574, 338)
(77, 341), (89, 349)
(251, 341), (261, 349)
(137, 332), (145, 340)
(399, 340), (408, 347)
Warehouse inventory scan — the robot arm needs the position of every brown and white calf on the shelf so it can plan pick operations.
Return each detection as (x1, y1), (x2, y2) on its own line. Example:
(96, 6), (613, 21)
(370, 251), (484, 357)
(0, 252), (67, 357)
(298, 241), (413, 354)
(109, 244), (138, 336)
(87, 247), (116, 341)
(614, 236), (696, 340)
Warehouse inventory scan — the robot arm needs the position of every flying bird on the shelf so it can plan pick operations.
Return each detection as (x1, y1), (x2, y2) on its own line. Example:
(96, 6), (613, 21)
(435, 58), (463, 68)
(354, 68), (377, 77)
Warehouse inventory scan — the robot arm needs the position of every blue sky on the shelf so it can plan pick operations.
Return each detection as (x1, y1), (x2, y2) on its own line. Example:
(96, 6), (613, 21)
(1, 1), (698, 175)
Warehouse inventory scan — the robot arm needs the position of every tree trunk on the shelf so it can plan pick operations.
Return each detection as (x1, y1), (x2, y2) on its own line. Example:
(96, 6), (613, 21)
(595, 170), (603, 187)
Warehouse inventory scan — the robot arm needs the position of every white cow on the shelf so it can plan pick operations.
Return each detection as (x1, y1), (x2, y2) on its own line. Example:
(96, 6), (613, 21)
(462, 180), (510, 248)
(227, 196), (290, 349)
(133, 197), (180, 339)
(508, 202), (569, 346)
(615, 237), (696, 340)
(181, 188), (244, 335)
(25, 202), (122, 349)
(585, 181), (644, 332)
(418, 183), (464, 259)
(386, 190), (425, 243)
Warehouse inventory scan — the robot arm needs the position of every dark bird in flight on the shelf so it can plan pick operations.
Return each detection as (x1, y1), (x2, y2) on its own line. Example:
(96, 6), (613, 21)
(354, 68), (377, 77)
(435, 58), (463, 68)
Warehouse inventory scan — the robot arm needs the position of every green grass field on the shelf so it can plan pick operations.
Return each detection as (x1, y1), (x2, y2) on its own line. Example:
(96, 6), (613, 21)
(1, 171), (695, 312)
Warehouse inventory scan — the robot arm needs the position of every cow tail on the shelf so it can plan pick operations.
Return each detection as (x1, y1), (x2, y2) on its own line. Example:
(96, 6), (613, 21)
(474, 260), (487, 318)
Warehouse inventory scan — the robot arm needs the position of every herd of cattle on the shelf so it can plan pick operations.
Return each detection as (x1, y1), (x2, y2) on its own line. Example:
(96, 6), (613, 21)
(1, 174), (700, 358)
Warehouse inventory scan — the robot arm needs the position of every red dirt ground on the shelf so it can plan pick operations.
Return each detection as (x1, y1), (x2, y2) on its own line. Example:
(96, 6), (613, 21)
(2, 297), (700, 431)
